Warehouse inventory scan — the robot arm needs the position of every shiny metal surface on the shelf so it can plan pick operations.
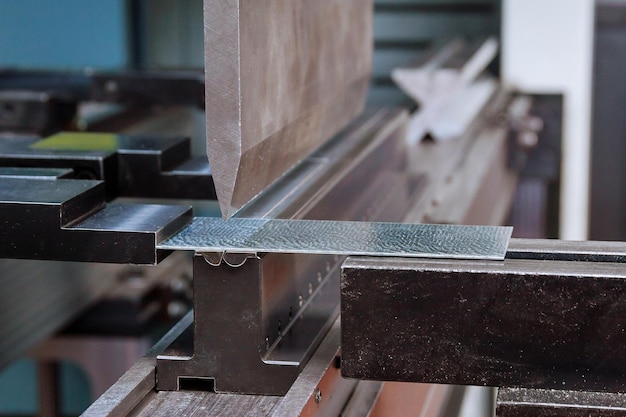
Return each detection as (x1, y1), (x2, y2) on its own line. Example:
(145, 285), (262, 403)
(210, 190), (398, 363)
(158, 218), (512, 260)
(204, 0), (373, 219)
(507, 238), (626, 263)
(497, 387), (626, 417)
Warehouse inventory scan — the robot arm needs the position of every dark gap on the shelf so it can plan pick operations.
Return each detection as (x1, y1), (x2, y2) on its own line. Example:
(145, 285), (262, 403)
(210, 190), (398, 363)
(372, 77), (396, 87)
(375, 40), (431, 50)
(375, 4), (495, 14)
(178, 377), (215, 392)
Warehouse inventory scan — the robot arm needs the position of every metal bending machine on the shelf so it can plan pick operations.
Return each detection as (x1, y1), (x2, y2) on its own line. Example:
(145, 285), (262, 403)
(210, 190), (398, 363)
(2, 1), (626, 416)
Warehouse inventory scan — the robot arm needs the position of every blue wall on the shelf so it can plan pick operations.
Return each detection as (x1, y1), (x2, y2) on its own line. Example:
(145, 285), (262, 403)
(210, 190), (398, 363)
(0, 361), (37, 414)
(0, 0), (129, 69)
(0, 360), (92, 415)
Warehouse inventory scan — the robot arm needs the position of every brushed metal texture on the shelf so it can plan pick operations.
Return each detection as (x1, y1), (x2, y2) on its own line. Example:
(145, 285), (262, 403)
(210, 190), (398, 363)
(158, 218), (512, 260)
(204, 0), (373, 219)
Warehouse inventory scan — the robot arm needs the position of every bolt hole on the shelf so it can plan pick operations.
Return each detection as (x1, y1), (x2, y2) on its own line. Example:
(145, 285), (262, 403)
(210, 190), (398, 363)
(334, 355), (342, 369)
(314, 388), (322, 404)
(178, 377), (215, 392)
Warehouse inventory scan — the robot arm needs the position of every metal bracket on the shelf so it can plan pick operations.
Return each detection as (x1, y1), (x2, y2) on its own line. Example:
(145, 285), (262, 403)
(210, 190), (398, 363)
(507, 94), (562, 179)
(156, 252), (342, 395)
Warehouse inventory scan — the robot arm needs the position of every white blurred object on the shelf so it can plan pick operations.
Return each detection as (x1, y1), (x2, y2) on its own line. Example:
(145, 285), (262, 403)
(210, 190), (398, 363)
(392, 38), (498, 144)
(502, 0), (595, 241)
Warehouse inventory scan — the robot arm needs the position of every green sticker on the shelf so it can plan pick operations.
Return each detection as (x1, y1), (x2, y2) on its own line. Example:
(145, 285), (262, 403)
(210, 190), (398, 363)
(31, 132), (119, 151)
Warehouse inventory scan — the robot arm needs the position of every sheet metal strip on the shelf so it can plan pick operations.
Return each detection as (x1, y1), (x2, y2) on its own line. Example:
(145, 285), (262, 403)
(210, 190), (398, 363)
(157, 218), (512, 260)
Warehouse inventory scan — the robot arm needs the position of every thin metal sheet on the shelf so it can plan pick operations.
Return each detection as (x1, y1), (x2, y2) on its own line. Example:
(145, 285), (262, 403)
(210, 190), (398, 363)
(204, 0), (373, 219)
(157, 218), (512, 260)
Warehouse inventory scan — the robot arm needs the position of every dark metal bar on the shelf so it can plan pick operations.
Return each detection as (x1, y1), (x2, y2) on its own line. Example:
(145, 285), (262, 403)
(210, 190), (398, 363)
(341, 256), (626, 392)
(0, 177), (191, 264)
(0, 133), (215, 200)
(90, 71), (204, 108)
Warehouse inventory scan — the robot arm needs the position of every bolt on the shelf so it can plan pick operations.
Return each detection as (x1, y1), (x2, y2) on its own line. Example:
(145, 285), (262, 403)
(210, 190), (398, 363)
(167, 301), (187, 319)
(523, 115), (544, 133)
(517, 131), (539, 150)
(314, 388), (322, 404)
(105, 80), (119, 95)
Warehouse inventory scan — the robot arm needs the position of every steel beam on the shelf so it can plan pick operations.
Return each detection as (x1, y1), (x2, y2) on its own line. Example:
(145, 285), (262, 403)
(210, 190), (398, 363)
(342, 257), (626, 392)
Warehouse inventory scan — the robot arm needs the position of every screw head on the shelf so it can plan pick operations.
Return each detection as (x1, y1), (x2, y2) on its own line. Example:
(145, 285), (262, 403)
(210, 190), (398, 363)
(314, 388), (322, 404)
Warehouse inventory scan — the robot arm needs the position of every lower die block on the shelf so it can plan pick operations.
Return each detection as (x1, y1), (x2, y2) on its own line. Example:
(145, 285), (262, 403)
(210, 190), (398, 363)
(341, 256), (626, 392)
